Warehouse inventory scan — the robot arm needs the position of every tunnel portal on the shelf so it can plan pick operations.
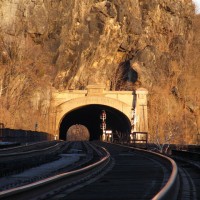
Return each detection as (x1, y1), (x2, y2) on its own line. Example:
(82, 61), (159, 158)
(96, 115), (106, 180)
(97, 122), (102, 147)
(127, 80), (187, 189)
(59, 104), (131, 141)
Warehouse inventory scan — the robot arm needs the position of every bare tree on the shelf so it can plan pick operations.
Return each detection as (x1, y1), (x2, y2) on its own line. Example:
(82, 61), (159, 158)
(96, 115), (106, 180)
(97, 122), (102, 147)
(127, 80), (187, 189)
(148, 90), (185, 153)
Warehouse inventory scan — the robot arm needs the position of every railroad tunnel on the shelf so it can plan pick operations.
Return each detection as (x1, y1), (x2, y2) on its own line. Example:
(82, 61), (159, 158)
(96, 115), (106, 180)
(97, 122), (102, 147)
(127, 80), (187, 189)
(59, 104), (131, 141)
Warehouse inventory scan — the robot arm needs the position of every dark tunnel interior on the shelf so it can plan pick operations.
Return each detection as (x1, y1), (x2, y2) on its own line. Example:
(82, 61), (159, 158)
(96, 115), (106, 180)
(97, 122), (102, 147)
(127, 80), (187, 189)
(59, 104), (131, 141)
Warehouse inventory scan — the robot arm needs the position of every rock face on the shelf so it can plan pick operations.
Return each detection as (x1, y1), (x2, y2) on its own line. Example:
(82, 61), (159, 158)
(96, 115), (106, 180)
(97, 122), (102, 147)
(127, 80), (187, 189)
(0, 0), (199, 144)
(0, 0), (194, 89)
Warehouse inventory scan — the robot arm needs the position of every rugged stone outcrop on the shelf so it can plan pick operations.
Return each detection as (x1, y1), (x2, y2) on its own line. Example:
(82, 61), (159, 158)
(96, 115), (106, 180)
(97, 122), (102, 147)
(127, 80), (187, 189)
(0, 0), (194, 89)
(0, 0), (199, 144)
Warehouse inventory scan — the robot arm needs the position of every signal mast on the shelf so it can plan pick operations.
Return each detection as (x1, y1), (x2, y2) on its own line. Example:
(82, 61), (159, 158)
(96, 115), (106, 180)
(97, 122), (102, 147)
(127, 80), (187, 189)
(100, 110), (106, 141)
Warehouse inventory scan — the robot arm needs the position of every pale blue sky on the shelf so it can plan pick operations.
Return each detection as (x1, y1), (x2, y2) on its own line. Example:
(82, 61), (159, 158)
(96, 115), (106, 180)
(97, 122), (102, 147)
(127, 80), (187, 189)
(193, 0), (200, 13)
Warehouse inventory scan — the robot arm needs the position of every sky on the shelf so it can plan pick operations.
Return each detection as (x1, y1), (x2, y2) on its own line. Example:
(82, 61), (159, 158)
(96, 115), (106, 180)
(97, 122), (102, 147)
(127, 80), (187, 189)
(193, 0), (200, 13)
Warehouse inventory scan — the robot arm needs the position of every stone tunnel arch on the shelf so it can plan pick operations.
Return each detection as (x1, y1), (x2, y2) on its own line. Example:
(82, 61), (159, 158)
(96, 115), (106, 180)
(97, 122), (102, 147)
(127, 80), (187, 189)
(56, 96), (132, 141)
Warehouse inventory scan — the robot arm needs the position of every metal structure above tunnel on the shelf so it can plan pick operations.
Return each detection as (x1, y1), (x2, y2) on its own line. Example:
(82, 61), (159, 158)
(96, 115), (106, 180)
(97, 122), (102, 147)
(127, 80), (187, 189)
(49, 85), (148, 141)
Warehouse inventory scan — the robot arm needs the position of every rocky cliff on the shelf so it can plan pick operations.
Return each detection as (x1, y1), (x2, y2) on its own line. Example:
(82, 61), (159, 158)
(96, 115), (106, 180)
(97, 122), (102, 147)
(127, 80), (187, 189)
(0, 0), (199, 144)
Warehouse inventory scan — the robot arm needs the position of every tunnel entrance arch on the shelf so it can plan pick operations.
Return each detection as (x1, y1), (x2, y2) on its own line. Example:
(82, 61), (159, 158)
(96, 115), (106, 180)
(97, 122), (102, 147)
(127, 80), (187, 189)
(50, 85), (148, 140)
(59, 104), (132, 141)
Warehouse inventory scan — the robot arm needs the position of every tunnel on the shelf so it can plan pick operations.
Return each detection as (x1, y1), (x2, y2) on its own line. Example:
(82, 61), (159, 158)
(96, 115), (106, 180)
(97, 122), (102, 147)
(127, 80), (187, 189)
(59, 104), (131, 141)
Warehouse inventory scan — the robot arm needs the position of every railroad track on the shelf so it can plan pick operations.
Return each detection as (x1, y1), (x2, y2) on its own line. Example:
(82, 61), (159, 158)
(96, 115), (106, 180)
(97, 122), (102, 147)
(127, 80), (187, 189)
(0, 141), (94, 191)
(0, 141), (110, 200)
(0, 141), (182, 200)
(63, 141), (178, 200)
(171, 150), (200, 200)
(0, 141), (66, 177)
(0, 141), (59, 154)
(177, 161), (199, 200)
(0, 142), (64, 162)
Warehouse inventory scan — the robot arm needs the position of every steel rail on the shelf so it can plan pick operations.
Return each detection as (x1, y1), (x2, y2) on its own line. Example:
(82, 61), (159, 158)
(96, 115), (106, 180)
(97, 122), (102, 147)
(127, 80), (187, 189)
(86, 141), (104, 157)
(0, 145), (110, 199)
(111, 143), (179, 200)
(0, 142), (64, 162)
(0, 141), (58, 154)
(150, 152), (179, 200)
(171, 149), (200, 169)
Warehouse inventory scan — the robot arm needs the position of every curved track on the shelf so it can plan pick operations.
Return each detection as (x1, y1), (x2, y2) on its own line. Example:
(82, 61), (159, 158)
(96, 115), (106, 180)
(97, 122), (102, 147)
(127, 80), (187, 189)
(63, 142), (174, 200)
(0, 141), (109, 200)
(0, 141), (59, 154)
(0, 141), (186, 200)
(0, 141), (65, 177)
(171, 151), (200, 200)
